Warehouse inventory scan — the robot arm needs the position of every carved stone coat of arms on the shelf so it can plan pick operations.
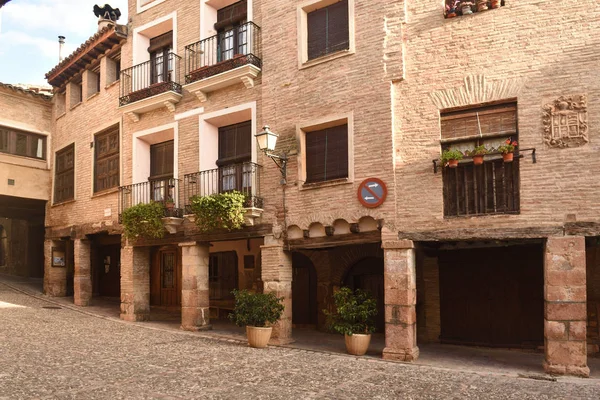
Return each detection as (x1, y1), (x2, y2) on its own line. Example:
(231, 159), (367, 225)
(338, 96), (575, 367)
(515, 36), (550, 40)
(542, 95), (588, 148)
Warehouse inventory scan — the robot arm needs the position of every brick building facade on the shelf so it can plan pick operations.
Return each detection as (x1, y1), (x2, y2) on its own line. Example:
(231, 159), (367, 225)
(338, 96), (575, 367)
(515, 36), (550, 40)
(39, 0), (599, 377)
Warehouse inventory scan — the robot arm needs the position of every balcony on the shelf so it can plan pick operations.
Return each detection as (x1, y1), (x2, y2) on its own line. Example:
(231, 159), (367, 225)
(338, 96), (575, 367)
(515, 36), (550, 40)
(183, 162), (263, 225)
(118, 178), (183, 223)
(184, 22), (262, 102)
(119, 53), (182, 122)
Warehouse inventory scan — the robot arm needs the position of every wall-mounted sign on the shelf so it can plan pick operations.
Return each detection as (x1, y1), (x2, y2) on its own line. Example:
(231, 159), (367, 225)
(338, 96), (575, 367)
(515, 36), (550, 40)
(357, 178), (387, 208)
(52, 248), (66, 267)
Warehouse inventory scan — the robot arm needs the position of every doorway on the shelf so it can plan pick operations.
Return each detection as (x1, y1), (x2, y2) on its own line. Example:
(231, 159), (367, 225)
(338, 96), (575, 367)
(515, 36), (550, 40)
(343, 257), (385, 332)
(150, 247), (181, 307)
(96, 244), (121, 298)
(292, 253), (317, 326)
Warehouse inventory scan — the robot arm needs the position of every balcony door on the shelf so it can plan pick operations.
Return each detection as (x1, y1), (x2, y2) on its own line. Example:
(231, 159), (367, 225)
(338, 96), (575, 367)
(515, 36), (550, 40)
(217, 121), (251, 194)
(150, 140), (174, 203)
(149, 31), (173, 84)
(215, 0), (248, 62)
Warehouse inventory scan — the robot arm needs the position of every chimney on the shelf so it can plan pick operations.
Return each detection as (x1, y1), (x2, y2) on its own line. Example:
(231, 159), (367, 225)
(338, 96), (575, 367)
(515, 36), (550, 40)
(58, 36), (65, 62)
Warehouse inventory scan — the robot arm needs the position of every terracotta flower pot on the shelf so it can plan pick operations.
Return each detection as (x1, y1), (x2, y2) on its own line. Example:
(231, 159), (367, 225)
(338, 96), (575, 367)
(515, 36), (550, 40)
(447, 159), (459, 168)
(345, 333), (371, 356)
(490, 0), (501, 8)
(502, 152), (514, 163)
(246, 326), (272, 348)
(472, 155), (484, 165)
(446, 9), (457, 18)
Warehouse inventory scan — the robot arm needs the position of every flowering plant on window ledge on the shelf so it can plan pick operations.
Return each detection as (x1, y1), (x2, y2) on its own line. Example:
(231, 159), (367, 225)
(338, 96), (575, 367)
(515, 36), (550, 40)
(440, 149), (464, 168)
(497, 139), (518, 163)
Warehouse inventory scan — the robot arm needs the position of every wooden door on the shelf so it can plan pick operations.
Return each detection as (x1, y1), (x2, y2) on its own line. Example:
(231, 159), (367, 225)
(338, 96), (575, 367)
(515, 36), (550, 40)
(159, 250), (179, 306)
(98, 245), (121, 297)
(439, 244), (543, 348)
(292, 253), (317, 326)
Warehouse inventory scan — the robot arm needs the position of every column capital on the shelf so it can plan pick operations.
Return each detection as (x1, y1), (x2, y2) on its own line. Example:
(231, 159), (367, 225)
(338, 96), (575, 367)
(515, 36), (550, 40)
(178, 241), (210, 248)
(382, 239), (414, 250)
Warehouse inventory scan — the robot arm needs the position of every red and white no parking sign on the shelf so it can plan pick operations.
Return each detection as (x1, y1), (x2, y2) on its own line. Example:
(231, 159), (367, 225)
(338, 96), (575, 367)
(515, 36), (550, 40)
(357, 178), (387, 208)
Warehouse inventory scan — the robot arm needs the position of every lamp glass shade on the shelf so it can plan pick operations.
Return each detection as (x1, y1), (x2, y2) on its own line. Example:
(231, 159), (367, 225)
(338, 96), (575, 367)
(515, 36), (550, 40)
(256, 127), (278, 152)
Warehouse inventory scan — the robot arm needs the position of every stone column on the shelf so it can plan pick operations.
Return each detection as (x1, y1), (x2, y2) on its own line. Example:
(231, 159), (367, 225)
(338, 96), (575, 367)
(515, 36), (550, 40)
(73, 239), (92, 306)
(382, 237), (419, 361)
(261, 235), (293, 345)
(120, 245), (150, 322)
(179, 241), (211, 331)
(43, 239), (67, 297)
(544, 236), (589, 377)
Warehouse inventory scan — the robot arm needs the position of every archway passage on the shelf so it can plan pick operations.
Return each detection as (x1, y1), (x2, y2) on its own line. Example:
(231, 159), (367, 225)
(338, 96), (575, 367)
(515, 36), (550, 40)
(343, 257), (385, 332)
(292, 252), (318, 326)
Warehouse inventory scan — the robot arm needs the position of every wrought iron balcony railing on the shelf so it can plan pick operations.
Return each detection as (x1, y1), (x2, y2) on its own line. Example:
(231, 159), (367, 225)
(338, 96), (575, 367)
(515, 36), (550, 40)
(184, 22), (262, 84)
(118, 178), (183, 221)
(119, 52), (182, 106)
(183, 162), (263, 213)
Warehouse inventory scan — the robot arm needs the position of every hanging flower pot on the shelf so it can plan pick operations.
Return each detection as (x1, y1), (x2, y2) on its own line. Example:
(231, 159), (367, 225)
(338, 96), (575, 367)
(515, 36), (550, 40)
(476, 0), (488, 11)
(490, 0), (501, 8)
(448, 159), (459, 168)
(502, 152), (514, 163)
(472, 155), (484, 165)
(441, 149), (464, 169)
(498, 139), (518, 163)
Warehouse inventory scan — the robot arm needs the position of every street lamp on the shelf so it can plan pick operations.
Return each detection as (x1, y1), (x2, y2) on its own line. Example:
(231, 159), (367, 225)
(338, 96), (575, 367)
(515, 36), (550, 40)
(255, 125), (288, 183)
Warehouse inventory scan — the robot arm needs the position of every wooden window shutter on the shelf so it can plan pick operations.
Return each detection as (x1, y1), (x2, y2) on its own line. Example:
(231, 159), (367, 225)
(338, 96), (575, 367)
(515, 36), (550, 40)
(148, 31), (173, 53)
(305, 124), (348, 183)
(150, 140), (174, 180)
(215, 0), (247, 31)
(217, 121), (251, 166)
(94, 125), (120, 193)
(307, 7), (327, 60)
(327, 0), (349, 54)
(441, 103), (517, 140)
(54, 144), (75, 203)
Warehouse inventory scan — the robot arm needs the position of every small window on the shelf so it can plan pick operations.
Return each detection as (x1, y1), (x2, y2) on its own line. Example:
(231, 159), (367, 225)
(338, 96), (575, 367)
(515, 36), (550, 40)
(307, 0), (349, 60)
(0, 127), (46, 160)
(94, 125), (120, 193)
(305, 123), (348, 183)
(54, 144), (75, 204)
(441, 103), (519, 217)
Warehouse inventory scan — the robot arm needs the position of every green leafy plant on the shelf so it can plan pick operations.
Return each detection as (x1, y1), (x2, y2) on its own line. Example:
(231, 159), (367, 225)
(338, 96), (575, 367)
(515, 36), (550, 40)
(229, 289), (285, 327)
(498, 139), (518, 154)
(121, 201), (165, 240)
(188, 191), (246, 232)
(467, 145), (488, 156)
(440, 149), (464, 164)
(324, 287), (378, 336)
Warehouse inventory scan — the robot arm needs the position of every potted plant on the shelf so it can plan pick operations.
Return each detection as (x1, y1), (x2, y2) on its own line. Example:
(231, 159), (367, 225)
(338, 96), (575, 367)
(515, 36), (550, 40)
(324, 287), (378, 356)
(440, 149), (464, 168)
(120, 201), (165, 240)
(476, 0), (488, 12)
(229, 289), (285, 348)
(460, 1), (474, 15)
(445, 0), (460, 18)
(165, 195), (175, 210)
(468, 145), (488, 165)
(498, 139), (518, 162)
(189, 191), (246, 232)
(490, 0), (501, 8)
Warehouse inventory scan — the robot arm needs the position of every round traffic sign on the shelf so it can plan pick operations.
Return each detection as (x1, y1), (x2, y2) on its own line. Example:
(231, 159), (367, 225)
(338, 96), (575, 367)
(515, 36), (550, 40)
(357, 178), (387, 208)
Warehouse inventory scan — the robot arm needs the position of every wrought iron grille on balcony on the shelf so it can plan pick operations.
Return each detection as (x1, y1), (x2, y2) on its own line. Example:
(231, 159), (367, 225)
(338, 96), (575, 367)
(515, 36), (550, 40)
(183, 162), (263, 213)
(119, 53), (182, 106)
(118, 178), (183, 221)
(184, 22), (262, 84)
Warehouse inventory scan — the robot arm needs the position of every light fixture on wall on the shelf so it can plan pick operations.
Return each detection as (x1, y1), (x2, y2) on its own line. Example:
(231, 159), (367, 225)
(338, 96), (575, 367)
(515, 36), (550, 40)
(255, 125), (288, 184)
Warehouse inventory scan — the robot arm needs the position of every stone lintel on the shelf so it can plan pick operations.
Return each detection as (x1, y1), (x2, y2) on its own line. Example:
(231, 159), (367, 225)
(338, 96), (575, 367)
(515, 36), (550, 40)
(382, 239), (414, 250)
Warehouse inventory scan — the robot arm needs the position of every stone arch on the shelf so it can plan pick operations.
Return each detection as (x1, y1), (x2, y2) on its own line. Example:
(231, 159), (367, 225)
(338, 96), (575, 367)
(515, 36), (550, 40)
(308, 222), (326, 238)
(287, 225), (303, 239)
(342, 256), (385, 332)
(0, 225), (7, 266)
(332, 219), (350, 235)
(330, 243), (383, 286)
(358, 216), (378, 232)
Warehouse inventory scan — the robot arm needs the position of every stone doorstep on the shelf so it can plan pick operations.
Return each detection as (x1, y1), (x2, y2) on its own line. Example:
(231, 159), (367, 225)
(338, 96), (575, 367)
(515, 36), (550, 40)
(2, 281), (598, 382)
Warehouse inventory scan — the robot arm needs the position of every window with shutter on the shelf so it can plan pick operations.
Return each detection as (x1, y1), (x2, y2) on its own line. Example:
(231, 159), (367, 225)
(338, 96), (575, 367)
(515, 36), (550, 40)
(150, 140), (174, 180)
(0, 126), (46, 160)
(54, 144), (75, 204)
(94, 125), (120, 193)
(307, 0), (349, 60)
(305, 124), (348, 183)
(217, 121), (251, 165)
(441, 103), (519, 217)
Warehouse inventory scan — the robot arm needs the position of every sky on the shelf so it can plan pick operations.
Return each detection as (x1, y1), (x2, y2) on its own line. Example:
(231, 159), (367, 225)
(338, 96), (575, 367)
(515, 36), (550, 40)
(0, 0), (128, 86)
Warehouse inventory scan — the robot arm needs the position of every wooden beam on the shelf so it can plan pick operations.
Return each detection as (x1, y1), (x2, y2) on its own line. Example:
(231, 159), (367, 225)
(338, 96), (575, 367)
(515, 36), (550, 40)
(396, 226), (566, 242)
(287, 230), (381, 250)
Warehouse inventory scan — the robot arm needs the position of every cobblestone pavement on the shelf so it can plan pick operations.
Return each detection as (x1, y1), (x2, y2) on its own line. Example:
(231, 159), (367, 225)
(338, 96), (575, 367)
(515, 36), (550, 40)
(1, 284), (599, 400)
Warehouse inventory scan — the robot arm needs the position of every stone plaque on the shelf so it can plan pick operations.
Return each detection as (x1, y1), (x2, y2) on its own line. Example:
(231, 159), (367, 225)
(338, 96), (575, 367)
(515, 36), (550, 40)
(542, 95), (588, 148)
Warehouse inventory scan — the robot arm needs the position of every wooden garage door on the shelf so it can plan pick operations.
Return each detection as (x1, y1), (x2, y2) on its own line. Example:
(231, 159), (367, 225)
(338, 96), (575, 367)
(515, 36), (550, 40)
(439, 244), (543, 348)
